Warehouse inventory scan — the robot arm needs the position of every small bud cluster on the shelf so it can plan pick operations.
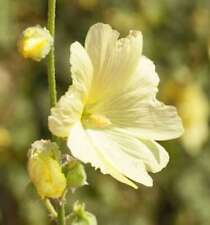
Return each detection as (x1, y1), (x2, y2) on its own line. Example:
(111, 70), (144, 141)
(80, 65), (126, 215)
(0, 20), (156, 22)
(70, 202), (97, 225)
(27, 140), (94, 223)
(27, 140), (87, 198)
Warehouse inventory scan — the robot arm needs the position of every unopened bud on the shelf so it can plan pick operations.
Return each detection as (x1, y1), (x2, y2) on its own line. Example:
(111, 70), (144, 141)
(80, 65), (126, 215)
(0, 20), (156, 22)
(71, 202), (97, 225)
(28, 140), (66, 199)
(18, 26), (53, 61)
(64, 160), (87, 189)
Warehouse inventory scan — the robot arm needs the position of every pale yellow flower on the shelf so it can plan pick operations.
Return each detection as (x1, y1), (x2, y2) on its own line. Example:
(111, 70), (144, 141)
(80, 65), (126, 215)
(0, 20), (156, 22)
(18, 26), (53, 61)
(28, 140), (66, 198)
(48, 23), (183, 188)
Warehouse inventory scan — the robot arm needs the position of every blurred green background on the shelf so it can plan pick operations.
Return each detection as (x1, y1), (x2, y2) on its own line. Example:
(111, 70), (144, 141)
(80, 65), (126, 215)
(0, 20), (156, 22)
(0, 0), (210, 225)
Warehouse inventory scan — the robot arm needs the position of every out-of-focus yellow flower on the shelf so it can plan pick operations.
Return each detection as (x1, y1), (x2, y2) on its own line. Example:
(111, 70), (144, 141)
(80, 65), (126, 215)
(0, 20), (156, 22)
(28, 140), (66, 199)
(78, 0), (98, 10)
(48, 23), (183, 188)
(192, 8), (210, 38)
(18, 26), (53, 61)
(0, 127), (11, 150)
(162, 80), (209, 155)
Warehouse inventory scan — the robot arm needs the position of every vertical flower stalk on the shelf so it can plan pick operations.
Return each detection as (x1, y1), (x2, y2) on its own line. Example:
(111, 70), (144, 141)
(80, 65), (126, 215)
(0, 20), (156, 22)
(58, 201), (66, 225)
(47, 1), (66, 225)
(47, 0), (57, 107)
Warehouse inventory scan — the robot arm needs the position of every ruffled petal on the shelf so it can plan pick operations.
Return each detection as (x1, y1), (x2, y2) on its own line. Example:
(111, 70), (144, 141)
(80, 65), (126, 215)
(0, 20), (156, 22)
(87, 128), (168, 175)
(85, 23), (143, 102)
(48, 87), (84, 138)
(86, 129), (153, 187)
(48, 42), (93, 138)
(138, 139), (169, 173)
(126, 55), (160, 102)
(67, 122), (139, 188)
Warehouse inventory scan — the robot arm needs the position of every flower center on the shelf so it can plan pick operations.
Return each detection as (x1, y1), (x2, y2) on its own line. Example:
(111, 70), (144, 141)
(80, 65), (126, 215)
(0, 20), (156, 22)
(81, 112), (112, 129)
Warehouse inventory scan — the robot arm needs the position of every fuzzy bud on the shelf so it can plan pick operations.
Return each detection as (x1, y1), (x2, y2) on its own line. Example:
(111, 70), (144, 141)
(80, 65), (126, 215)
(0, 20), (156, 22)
(18, 26), (53, 61)
(28, 140), (66, 199)
(64, 160), (87, 189)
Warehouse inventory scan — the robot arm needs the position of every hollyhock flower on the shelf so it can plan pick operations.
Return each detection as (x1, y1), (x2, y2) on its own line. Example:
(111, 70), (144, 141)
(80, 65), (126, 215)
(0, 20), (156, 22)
(49, 23), (183, 188)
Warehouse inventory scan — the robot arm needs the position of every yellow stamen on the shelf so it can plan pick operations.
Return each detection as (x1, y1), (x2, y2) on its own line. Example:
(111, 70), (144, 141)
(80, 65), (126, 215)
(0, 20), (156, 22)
(82, 113), (112, 129)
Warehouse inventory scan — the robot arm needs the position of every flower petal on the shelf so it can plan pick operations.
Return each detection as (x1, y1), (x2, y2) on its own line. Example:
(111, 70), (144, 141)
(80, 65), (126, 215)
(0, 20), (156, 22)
(48, 42), (93, 138)
(87, 128), (169, 175)
(126, 55), (160, 102)
(48, 87), (83, 138)
(89, 55), (183, 141)
(87, 55), (160, 115)
(90, 95), (183, 141)
(70, 41), (93, 98)
(116, 102), (184, 141)
(138, 139), (169, 173)
(85, 23), (119, 78)
(86, 129), (153, 186)
(85, 23), (143, 102)
(67, 122), (138, 188)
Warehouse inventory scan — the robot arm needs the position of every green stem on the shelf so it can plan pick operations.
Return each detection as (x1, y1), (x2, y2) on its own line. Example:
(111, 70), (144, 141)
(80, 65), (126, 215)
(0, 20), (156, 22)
(47, 0), (57, 107)
(44, 199), (58, 219)
(58, 202), (66, 225)
(47, 1), (66, 224)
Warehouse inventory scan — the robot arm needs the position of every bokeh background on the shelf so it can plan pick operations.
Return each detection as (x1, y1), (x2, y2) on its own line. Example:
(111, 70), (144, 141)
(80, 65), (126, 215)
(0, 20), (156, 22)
(0, 0), (210, 225)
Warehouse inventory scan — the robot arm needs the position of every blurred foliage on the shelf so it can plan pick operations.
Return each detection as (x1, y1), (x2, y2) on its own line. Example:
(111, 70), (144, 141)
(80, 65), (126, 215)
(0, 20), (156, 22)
(0, 0), (209, 225)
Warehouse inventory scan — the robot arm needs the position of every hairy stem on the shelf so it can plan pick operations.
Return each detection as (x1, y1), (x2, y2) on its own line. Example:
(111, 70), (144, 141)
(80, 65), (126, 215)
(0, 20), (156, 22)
(47, 0), (57, 107)
(47, 0), (66, 224)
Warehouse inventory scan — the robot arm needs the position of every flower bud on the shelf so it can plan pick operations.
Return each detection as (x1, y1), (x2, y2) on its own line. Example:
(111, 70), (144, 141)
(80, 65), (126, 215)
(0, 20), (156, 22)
(71, 202), (97, 225)
(18, 26), (53, 61)
(28, 140), (66, 199)
(64, 160), (87, 189)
